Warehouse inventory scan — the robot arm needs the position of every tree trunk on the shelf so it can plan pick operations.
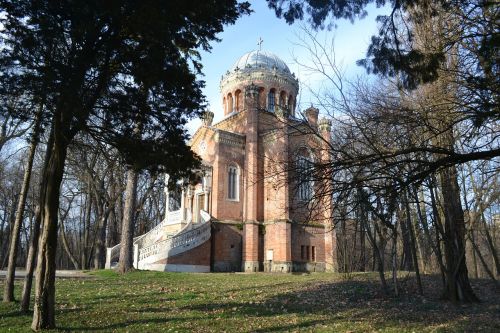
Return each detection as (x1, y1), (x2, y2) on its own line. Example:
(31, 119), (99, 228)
(94, 199), (113, 270)
(364, 217), (388, 292)
(428, 177), (447, 287)
(391, 226), (399, 297)
(480, 212), (500, 276)
(20, 206), (41, 312)
(2, 194), (19, 269)
(469, 230), (497, 283)
(360, 213), (366, 272)
(31, 131), (69, 330)
(20, 127), (54, 312)
(118, 168), (138, 273)
(399, 205), (414, 271)
(59, 215), (80, 270)
(94, 215), (108, 269)
(413, 184), (445, 275)
(81, 187), (92, 270)
(3, 114), (41, 302)
(404, 190), (423, 295)
(470, 229), (479, 278)
(439, 166), (479, 302)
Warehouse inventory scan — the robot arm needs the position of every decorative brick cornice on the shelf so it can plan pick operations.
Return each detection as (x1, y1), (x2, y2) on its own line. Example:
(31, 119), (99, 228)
(263, 219), (292, 225)
(215, 130), (246, 148)
(189, 126), (215, 147)
(212, 110), (246, 129)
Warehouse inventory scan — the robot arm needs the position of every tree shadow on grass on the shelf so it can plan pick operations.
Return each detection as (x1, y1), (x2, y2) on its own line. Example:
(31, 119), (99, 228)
(181, 275), (500, 332)
(57, 317), (197, 332)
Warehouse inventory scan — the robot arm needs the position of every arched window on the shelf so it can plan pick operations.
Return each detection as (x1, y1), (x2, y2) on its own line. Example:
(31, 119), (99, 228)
(227, 93), (233, 114)
(279, 91), (287, 108)
(258, 87), (266, 109)
(297, 156), (313, 201)
(227, 165), (239, 201)
(235, 90), (242, 112)
(267, 89), (275, 112)
(288, 95), (294, 116)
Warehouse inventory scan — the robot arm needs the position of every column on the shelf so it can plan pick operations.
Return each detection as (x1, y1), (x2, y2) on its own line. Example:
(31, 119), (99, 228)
(186, 185), (194, 222)
(203, 172), (211, 213)
(180, 187), (186, 222)
(164, 174), (170, 222)
(242, 83), (260, 272)
(319, 118), (337, 272)
(270, 103), (292, 272)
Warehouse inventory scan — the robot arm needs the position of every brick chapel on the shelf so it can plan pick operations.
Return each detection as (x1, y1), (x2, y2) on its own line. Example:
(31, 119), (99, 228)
(181, 49), (337, 273)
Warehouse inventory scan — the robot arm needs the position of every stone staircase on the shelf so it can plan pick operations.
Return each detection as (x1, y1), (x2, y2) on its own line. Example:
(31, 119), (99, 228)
(105, 210), (211, 272)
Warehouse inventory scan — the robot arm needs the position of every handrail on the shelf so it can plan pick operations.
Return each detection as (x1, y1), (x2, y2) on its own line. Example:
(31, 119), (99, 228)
(138, 211), (210, 262)
(106, 209), (206, 269)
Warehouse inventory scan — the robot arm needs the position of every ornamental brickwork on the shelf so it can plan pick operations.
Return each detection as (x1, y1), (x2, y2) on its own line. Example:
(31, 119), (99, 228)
(186, 50), (337, 272)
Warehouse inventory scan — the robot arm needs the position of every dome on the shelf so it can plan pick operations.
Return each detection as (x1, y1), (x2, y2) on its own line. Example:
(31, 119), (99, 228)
(230, 50), (291, 74)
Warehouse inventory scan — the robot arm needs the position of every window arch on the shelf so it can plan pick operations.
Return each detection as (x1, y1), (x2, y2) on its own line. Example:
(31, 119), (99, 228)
(296, 153), (313, 201)
(227, 164), (239, 201)
(279, 91), (287, 108)
(227, 93), (233, 114)
(258, 87), (266, 109)
(267, 89), (276, 112)
(235, 90), (242, 112)
(288, 95), (295, 116)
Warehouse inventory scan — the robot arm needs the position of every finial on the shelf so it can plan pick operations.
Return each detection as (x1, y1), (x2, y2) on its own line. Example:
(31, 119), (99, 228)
(257, 37), (263, 51)
(201, 109), (214, 126)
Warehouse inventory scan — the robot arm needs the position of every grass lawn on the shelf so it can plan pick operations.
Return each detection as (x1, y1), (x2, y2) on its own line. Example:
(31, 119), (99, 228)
(1, 271), (498, 332)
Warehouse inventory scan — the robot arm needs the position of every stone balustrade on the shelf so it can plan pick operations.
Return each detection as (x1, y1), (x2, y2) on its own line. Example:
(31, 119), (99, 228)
(138, 212), (211, 264)
(105, 210), (209, 270)
(166, 209), (182, 224)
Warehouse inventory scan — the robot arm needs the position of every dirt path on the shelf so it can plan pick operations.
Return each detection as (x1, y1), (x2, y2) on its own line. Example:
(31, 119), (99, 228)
(0, 270), (94, 279)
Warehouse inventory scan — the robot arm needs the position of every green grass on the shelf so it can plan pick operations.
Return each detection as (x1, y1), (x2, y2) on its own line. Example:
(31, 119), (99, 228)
(1, 271), (498, 332)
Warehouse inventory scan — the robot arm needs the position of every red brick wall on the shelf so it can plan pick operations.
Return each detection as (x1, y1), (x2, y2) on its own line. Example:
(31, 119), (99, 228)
(211, 222), (242, 272)
(264, 221), (291, 262)
(291, 224), (325, 263)
(155, 239), (211, 266)
(212, 141), (245, 221)
(213, 111), (247, 134)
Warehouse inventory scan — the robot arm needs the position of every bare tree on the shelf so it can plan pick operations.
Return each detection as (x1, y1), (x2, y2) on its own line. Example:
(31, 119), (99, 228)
(3, 111), (43, 302)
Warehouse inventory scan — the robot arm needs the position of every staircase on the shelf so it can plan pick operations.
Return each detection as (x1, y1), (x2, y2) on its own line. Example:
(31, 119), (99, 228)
(105, 210), (211, 272)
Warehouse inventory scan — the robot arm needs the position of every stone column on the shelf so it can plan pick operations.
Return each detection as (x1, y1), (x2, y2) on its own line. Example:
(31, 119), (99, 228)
(105, 248), (112, 269)
(242, 83), (260, 272)
(180, 187), (186, 221)
(186, 185), (194, 222)
(164, 174), (170, 222)
(318, 118), (337, 272)
(133, 244), (139, 269)
(203, 172), (212, 213)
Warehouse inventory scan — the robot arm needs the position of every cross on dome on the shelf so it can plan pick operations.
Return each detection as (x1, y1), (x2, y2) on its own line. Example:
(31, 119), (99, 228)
(257, 37), (263, 51)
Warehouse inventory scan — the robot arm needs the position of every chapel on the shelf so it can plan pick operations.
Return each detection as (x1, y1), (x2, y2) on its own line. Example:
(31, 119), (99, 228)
(106, 49), (337, 273)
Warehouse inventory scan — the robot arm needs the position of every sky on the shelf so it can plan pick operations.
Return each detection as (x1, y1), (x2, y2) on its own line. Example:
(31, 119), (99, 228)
(189, 0), (390, 132)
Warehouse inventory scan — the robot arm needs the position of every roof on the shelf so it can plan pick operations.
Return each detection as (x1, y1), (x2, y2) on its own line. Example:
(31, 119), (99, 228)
(230, 50), (291, 74)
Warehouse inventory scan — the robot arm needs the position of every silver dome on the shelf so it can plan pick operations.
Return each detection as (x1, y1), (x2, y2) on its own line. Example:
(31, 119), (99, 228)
(230, 50), (291, 74)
